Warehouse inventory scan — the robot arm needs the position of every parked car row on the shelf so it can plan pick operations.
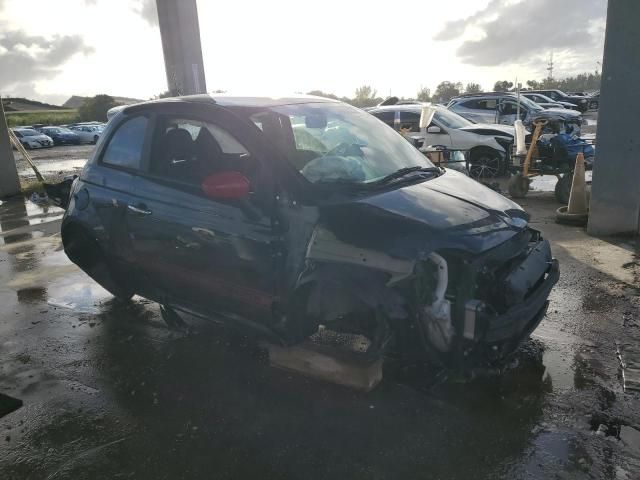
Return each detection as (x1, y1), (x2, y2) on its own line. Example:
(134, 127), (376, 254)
(446, 92), (584, 130)
(365, 88), (590, 179)
(11, 122), (106, 149)
(367, 101), (515, 178)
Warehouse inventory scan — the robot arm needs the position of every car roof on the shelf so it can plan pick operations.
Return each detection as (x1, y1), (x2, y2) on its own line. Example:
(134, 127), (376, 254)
(369, 104), (444, 113)
(453, 92), (519, 98)
(123, 93), (338, 114)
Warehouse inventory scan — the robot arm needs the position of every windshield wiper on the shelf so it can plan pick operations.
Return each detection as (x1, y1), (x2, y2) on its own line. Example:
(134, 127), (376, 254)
(312, 166), (442, 190)
(373, 166), (442, 185)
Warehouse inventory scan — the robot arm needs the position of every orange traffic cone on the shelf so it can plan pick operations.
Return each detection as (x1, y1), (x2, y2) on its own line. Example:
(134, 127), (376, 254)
(556, 152), (589, 225)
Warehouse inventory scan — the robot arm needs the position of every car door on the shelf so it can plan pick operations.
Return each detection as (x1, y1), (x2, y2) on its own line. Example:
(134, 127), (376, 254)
(399, 111), (452, 148)
(124, 106), (281, 322)
(497, 99), (527, 125)
(460, 99), (497, 123)
(80, 113), (150, 291)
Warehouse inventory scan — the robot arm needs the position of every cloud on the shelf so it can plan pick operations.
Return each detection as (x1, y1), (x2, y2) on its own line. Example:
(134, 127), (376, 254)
(83, 0), (158, 26)
(434, 0), (607, 70)
(135, 0), (159, 26)
(0, 30), (93, 94)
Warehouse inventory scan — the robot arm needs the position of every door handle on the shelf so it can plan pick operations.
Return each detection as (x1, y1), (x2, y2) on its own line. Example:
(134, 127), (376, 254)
(127, 204), (152, 215)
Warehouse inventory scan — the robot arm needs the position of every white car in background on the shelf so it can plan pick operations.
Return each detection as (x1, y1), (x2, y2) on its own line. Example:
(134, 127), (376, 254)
(368, 102), (516, 178)
(11, 128), (54, 149)
(69, 124), (102, 144)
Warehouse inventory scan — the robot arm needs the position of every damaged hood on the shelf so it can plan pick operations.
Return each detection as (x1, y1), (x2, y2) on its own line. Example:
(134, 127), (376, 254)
(328, 170), (529, 255)
(459, 123), (515, 138)
(532, 108), (582, 122)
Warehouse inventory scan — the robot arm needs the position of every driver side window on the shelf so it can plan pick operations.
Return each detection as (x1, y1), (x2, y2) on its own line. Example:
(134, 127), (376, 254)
(149, 115), (253, 186)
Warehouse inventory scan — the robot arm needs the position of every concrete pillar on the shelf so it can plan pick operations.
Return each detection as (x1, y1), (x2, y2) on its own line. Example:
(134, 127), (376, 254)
(156, 0), (207, 96)
(0, 98), (21, 198)
(588, 0), (640, 236)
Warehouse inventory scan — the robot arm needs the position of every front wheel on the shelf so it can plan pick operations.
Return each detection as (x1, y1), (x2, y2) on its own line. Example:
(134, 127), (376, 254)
(93, 135), (99, 144)
(469, 148), (503, 179)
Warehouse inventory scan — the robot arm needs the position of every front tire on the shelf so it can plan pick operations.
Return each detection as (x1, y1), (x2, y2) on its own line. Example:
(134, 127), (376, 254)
(469, 148), (503, 179)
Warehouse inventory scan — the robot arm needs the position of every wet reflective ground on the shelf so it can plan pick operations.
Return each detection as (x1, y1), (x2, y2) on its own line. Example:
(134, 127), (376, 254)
(0, 193), (639, 479)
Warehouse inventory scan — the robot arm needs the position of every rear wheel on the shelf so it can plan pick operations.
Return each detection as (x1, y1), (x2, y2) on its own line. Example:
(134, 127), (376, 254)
(21, 142), (31, 150)
(62, 225), (134, 301)
(469, 148), (503, 179)
(93, 135), (99, 144)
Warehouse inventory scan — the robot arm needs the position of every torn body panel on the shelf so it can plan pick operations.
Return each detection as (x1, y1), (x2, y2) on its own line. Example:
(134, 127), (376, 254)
(294, 193), (557, 367)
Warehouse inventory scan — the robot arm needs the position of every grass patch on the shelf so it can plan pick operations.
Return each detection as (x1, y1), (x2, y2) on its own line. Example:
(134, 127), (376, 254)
(6, 110), (79, 128)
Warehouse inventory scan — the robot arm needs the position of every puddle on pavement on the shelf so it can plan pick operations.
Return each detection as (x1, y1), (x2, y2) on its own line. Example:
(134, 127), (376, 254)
(1, 196), (113, 313)
(0, 197), (64, 237)
(18, 159), (86, 178)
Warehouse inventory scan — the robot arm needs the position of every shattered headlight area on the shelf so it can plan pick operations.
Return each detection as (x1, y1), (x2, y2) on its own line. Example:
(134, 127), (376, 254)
(409, 228), (559, 368)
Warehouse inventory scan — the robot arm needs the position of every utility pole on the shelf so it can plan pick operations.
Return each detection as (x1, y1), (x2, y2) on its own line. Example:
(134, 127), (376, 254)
(156, 0), (207, 96)
(0, 97), (21, 198)
(588, 0), (640, 235)
(546, 52), (554, 81)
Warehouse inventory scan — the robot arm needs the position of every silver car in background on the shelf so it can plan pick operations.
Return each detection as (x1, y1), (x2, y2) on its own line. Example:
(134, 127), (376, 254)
(11, 128), (54, 149)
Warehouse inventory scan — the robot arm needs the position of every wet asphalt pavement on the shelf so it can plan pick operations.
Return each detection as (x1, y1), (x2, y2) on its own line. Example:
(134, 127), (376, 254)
(1, 184), (640, 478)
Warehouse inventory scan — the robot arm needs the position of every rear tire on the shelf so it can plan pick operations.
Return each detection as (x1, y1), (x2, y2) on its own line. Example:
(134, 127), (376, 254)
(62, 225), (134, 301)
(93, 135), (99, 144)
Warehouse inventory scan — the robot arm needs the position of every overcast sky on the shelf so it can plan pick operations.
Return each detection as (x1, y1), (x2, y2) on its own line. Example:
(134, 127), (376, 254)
(0, 0), (607, 105)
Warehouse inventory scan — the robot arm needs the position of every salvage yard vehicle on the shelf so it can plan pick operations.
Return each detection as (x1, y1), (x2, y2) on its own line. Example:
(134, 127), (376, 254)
(58, 95), (559, 370)
(521, 92), (578, 110)
(367, 101), (514, 178)
(11, 128), (54, 149)
(447, 93), (583, 133)
(526, 89), (589, 113)
(37, 126), (82, 146)
(69, 124), (102, 144)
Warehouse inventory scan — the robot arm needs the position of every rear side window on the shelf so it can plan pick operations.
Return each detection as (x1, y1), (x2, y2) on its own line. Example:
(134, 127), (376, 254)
(148, 116), (253, 185)
(102, 116), (148, 169)
(398, 112), (421, 132)
(371, 111), (396, 128)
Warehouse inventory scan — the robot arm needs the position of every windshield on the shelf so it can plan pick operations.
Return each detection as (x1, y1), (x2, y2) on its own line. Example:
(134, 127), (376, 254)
(434, 108), (472, 129)
(518, 95), (544, 112)
(250, 102), (434, 185)
(529, 93), (555, 103)
(17, 129), (40, 136)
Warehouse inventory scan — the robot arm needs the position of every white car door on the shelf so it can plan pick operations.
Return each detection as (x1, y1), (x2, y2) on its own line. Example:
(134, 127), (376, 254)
(397, 111), (452, 148)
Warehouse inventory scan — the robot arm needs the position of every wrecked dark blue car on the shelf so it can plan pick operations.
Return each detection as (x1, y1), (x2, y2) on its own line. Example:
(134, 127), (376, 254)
(58, 95), (559, 368)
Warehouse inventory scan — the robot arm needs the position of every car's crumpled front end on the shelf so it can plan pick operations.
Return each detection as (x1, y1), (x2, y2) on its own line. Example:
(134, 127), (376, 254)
(301, 170), (559, 369)
(415, 227), (558, 367)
